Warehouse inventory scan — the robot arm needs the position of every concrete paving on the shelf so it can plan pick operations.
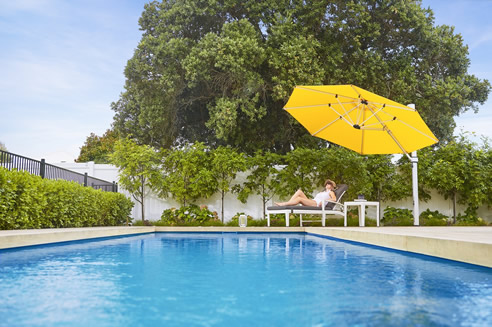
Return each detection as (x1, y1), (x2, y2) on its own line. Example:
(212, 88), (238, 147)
(1, 226), (491, 268)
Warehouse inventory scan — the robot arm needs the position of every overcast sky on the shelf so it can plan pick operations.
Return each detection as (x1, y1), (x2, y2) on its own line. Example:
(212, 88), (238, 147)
(1, 0), (491, 163)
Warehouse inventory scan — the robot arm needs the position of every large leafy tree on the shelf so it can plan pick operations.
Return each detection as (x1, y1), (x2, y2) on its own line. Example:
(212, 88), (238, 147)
(76, 129), (118, 163)
(112, 0), (489, 153)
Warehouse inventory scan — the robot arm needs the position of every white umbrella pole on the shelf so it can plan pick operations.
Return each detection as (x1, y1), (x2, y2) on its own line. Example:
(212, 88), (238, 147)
(407, 104), (419, 226)
(411, 151), (419, 225)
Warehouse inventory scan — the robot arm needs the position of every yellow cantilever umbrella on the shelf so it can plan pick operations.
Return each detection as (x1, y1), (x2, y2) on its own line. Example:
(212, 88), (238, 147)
(284, 85), (438, 155)
(284, 85), (439, 226)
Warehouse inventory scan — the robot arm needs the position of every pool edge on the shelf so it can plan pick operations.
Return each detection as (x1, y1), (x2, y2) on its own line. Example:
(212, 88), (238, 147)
(0, 226), (155, 250)
(1, 226), (491, 268)
(305, 227), (492, 268)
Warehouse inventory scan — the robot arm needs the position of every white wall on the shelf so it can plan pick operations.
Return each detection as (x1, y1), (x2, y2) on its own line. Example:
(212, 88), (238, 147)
(55, 162), (492, 223)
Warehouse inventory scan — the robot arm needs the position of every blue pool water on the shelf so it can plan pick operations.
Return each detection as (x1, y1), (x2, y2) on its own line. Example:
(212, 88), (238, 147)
(0, 233), (491, 327)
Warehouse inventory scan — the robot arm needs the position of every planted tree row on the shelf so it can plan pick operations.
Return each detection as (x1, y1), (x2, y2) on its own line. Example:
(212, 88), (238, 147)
(111, 134), (491, 222)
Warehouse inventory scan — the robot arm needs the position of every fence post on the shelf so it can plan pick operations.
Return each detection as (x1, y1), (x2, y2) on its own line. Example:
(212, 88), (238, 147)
(112, 181), (117, 192)
(84, 173), (88, 187)
(40, 159), (46, 178)
(115, 182), (118, 193)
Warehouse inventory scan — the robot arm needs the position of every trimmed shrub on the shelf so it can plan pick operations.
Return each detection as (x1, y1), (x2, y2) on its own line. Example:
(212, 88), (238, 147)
(159, 205), (222, 226)
(419, 209), (448, 226)
(455, 213), (488, 226)
(0, 167), (133, 229)
(226, 212), (268, 227)
(381, 206), (413, 226)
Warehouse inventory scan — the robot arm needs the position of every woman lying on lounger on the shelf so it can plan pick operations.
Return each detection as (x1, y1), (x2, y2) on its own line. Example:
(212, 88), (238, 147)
(275, 179), (336, 207)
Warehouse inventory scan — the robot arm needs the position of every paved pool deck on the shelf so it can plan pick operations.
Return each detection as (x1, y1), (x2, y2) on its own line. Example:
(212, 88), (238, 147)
(0, 226), (491, 268)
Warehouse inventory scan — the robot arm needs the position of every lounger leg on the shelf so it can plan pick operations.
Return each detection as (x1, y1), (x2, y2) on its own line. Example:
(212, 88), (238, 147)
(285, 213), (289, 227)
(322, 212), (326, 227)
(376, 203), (380, 227)
(344, 205), (347, 227)
(267, 212), (270, 227)
(300, 214), (303, 227)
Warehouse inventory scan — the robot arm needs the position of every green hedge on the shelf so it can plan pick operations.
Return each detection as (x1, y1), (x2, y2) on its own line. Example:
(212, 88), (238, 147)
(0, 167), (134, 229)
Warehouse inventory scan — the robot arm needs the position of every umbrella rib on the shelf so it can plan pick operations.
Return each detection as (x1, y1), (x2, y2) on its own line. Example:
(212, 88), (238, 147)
(367, 106), (411, 158)
(362, 120), (393, 127)
(284, 102), (356, 110)
(361, 104), (386, 125)
(355, 103), (364, 125)
(327, 104), (357, 127)
(360, 127), (384, 131)
(350, 85), (362, 98)
(336, 97), (355, 125)
(311, 118), (341, 136)
(296, 86), (358, 101)
(312, 106), (357, 136)
(368, 101), (416, 111)
(378, 108), (439, 142)
(395, 119), (440, 143)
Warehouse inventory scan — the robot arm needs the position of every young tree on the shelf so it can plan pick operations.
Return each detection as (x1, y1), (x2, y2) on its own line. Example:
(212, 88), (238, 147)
(423, 134), (487, 222)
(210, 147), (247, 222)
(0, 142), (6, 151)
(276, 148), (320, 199)
(364, 154), (408, 217)
(76, 129), (118, 163)
(235, 151), (282, 219)
(110, 138), (160, 222)
(314, 147), (370, 201)
(160, 143), (217, 206)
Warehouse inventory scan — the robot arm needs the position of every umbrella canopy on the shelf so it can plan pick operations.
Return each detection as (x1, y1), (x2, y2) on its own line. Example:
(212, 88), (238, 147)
(284, 85), (438, 155)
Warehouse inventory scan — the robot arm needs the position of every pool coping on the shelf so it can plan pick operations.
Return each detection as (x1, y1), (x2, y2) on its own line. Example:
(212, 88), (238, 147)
(1, 226), (491, 268)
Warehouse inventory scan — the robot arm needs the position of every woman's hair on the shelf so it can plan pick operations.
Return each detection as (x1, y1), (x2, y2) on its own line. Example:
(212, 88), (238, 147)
(324, 179), (336, 188)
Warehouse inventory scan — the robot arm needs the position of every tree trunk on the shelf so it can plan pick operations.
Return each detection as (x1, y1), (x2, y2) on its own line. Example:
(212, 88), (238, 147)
(452, 191), (457, 224)
(141, 182), (145, 222)
(377, 187), (382, 219)
(263, 196), (266, 220)
(221, 190), (225, 223)
(262, 185), (266, 219)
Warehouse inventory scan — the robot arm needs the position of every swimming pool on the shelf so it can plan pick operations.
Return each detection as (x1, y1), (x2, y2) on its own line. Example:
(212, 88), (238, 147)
(0, 232), (491, 326)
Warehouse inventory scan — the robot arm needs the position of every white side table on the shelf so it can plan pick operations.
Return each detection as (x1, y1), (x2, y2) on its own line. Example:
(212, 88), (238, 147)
(344, 201), (380, 227)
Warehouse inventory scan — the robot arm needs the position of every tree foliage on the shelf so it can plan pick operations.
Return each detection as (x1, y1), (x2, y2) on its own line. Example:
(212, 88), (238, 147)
(235, 150), (282, 218)
(112, 0), (489, 153)
(76, 129), (118, 163)
(276, 148), (320, 198)
(110, 138), (160, 221)
(210, 146), (246, 222)
(159, 143), (217, 206)
(422, 134), (491, 222)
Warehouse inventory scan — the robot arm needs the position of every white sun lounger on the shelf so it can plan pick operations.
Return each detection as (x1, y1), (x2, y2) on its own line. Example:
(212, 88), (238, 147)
(266, 184), (348, 227)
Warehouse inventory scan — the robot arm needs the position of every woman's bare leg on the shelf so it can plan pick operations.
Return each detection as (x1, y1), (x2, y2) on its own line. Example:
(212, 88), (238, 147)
(289, 189), (308, 202)
(276, 196), (317, 207)
(275, 189), (309, 206)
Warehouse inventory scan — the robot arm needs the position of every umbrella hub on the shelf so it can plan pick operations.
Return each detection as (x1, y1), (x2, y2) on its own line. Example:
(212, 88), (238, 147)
(353, 124), (361, 129)
(360, 99), (369, 105)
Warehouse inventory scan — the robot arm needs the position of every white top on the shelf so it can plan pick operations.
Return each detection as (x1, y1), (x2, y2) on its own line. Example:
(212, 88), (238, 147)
(313, 191), (334, 206)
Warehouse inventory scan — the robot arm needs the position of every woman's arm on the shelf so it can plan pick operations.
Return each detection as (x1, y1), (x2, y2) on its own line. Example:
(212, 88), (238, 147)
(329, 190), (336, 201)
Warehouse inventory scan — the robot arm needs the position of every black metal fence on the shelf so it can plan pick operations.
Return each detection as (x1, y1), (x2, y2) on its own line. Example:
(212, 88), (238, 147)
(0, 150), (117, 192)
